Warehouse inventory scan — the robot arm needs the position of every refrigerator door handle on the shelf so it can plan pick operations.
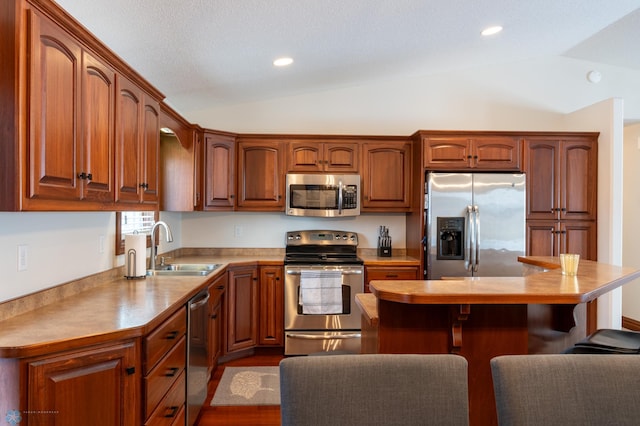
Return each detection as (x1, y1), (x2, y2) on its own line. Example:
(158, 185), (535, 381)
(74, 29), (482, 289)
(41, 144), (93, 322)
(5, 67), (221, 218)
(473, 205), (480, 272)
(465, 205), (474, 271)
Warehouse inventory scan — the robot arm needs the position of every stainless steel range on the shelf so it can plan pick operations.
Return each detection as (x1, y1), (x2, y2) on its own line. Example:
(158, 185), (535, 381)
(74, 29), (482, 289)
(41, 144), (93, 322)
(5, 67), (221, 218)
(284, 230), (364, 355)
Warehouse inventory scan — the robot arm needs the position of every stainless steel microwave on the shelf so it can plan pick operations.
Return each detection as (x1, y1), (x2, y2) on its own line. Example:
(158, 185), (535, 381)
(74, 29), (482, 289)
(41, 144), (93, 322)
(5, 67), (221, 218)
(285, 174), (360, 217)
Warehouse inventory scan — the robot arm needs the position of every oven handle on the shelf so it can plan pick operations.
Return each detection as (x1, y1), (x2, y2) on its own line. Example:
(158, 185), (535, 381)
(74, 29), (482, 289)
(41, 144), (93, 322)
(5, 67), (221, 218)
(286, 333), (361, 340)
(285, 270), (363, 275)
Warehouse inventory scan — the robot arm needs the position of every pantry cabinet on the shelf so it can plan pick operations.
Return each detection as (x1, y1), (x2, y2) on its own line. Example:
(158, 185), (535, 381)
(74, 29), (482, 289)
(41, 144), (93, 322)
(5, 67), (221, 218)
(524, 135), (598, 260)
(422, 134), (522, 170)
(236, 139), (285, 211)
(258, 266), (284, 346)
(361, 140), (412, 211)
(204, 132), (236, 210)
(286, 140), (359, 173)
(25, 340), (139, 425)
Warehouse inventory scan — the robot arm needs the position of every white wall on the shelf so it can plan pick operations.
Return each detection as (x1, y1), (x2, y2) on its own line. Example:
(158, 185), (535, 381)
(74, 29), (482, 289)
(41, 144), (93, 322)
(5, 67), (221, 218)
(2, 55), (639, 303)
(564, 98), (625, 328)
(622, 123), (640, 320)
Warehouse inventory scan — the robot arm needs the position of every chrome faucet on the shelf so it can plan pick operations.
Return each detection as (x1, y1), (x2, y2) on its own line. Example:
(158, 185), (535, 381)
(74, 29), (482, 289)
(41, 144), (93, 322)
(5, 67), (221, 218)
(149, 221), (174, 271)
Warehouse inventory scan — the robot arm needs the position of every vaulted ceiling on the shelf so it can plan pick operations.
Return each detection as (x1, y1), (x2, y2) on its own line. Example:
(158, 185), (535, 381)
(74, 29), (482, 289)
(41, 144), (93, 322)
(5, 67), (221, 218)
(55, 0), (640, 114)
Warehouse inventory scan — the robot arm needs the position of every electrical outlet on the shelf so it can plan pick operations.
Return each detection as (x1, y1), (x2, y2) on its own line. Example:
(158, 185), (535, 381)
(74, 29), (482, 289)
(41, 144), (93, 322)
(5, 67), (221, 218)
(234, 225), (243, 237)
(18, 245), (28, 272)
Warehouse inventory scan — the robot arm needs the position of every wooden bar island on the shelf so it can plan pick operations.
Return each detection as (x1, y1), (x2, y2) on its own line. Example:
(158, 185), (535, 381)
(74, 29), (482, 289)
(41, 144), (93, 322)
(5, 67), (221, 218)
(356, 257), (640, 426)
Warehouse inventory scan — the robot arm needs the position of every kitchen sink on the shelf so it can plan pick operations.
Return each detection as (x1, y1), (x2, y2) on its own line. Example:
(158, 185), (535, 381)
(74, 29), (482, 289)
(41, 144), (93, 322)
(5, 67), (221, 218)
(146, 263), (221, 276)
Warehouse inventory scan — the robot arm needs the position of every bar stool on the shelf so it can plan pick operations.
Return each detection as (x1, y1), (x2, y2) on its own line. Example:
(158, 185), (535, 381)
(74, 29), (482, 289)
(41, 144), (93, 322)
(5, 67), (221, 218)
(565, 328), (640, 354)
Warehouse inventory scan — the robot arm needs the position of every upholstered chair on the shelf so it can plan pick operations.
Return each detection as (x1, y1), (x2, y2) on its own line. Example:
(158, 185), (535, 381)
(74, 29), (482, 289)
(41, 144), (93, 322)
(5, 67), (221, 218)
(280, 353), (469, 426)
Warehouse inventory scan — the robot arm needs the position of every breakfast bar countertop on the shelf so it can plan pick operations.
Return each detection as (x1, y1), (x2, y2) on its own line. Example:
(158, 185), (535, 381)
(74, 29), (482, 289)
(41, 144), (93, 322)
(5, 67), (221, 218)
(369, 256), (640, 305)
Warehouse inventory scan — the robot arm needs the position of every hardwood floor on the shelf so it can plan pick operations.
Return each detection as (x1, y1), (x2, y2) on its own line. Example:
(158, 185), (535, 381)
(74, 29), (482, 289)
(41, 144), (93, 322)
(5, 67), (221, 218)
(195, 349), (285, 426)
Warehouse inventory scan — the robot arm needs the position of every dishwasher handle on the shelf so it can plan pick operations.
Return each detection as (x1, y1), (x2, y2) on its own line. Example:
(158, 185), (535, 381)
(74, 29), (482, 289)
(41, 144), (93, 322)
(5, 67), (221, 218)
(189, 292), (210, 310)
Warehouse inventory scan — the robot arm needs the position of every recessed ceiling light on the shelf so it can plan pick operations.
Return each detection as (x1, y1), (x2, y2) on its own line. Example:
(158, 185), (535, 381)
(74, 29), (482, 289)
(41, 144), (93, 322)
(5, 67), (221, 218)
(481, 26), (503, 36)
(273, 57), (294, 67)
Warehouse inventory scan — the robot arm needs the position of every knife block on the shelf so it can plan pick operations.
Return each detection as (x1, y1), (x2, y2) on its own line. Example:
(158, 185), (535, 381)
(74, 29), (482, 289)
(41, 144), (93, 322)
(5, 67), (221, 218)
(377, 236), (392, 257)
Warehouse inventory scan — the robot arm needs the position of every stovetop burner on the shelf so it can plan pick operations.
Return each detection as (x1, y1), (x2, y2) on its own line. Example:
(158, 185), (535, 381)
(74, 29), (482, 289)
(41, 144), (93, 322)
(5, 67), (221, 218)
(284, 230), (362, 265)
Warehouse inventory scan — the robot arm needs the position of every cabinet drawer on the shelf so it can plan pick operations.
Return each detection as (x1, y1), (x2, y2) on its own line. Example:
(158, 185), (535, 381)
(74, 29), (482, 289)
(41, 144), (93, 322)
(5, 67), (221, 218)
(145, 307), (187, 374)
(144, 371), (186, 426)
(144, 336), (186, 419)
(366, 267), (419, 280)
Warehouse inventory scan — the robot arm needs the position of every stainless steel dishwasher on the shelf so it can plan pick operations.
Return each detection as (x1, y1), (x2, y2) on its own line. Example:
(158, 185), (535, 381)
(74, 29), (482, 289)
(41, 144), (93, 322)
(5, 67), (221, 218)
(187, 289), (210, 426)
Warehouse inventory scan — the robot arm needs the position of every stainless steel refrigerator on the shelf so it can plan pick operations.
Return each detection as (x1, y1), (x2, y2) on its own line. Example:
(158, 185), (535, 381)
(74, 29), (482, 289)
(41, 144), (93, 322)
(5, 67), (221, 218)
(425, 172), (526, 279)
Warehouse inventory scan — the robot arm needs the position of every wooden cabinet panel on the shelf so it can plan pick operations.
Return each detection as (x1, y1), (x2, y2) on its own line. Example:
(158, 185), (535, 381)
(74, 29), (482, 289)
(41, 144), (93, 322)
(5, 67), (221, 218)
(27, 10), (82, 203)
(144, 371), (186, 426)
(236, 140), (284, 210)
(259, 266), (284, 346)
(204, 133), (236, 210)
(144, 336), (186, 419)
(524, 137), (597, 221)
(144, 307), (187, 374)
(226, 266), (259, 352)
(115, 75), (160, 207)
(81, 51), (115, 202)
(26, 10), (115, 205)
(361, 141), (412, 211)
(423, 135), (521, 170)
(26, 340), (139, 426)
(526, 220), (597, 260)
(364, 265), (419, 293)
(208, 273), (227, 369)
(287, 141), (359, 172)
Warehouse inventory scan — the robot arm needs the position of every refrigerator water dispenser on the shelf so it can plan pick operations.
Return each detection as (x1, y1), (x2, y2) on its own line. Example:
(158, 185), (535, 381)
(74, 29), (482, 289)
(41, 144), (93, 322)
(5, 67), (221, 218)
(437, 217), (464, 260)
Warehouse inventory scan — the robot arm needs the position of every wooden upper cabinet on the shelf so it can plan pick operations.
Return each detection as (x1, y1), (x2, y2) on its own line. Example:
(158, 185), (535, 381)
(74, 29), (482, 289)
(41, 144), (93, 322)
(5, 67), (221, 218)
(236, 139), (284, 210)
(287, 141), (359, 173)
(25, 9), (115, 207)
(115, 75), (160, 207)
(524, 137), (597, 221)
(423, 135), (521, 170)
(361, 141), (412, 211)
(204, 133), (236, 210)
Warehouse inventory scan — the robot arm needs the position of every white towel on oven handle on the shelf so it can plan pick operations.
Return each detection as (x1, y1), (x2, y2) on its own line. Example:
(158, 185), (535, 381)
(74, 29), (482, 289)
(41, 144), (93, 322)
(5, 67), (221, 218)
(299, 270), (343, 314)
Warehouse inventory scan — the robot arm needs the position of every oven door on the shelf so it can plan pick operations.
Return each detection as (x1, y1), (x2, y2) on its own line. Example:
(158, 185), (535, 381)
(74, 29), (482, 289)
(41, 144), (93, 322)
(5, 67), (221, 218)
(284, 264), (363, 355)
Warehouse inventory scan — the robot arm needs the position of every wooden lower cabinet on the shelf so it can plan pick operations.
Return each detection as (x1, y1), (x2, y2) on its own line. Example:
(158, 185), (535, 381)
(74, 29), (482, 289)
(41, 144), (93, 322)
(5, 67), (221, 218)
(364, 265), (420, 293)
(208, 273), (227, 370)
(226, 265), (259, 353)
(259, 266), (284, 346)
(143, 307), (187, 425)
(25, 340), (139, 426)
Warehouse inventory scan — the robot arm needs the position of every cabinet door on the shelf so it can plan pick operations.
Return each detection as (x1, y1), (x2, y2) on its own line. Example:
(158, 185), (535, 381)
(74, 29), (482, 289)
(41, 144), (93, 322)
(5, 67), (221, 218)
(236, 140), (284, 210)
(526, 220), (558, 256)
(423, 136), (471, 169)
(287, 141), (323, 172)
(364, 266), (419, 293)
(561, 221), (597, 261)
(141, 98), (160, 204)
(226, 266), (258, 352)
(27, 340), (139, 426)
(259, 266), (284, 346)
(204, 133), (236, 210)
(472, 136), (521, 170)
(208, 274), (227, 369)
(361, 142), (412, 211)
(561, 139), (597, 221)
(524, 139), (559, 220)
(81, 51), (115, 203)
(27, 10), (82, 202)
(324, 142), (359, 172)
(115, 75), (143, 204)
